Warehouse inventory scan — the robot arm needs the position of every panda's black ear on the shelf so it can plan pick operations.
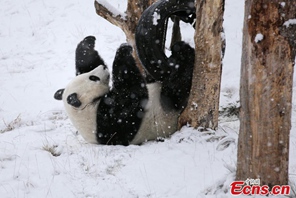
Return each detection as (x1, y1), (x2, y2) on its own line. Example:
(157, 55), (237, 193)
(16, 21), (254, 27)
(54, 89), (64, 100)
(67, 93), (82, 108)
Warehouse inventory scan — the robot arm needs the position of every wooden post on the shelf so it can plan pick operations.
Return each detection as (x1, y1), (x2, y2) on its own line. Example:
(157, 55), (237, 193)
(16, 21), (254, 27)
(236, 0), (295, 187)
(178, 0), (225, 130)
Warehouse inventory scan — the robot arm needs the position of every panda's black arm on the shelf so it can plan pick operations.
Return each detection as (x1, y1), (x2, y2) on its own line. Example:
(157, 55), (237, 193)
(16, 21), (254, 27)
(110, 44), (142, 87)
(75, 36), (106, 75)
(95, 44), (148, 145)
(161, 41), (195, 111)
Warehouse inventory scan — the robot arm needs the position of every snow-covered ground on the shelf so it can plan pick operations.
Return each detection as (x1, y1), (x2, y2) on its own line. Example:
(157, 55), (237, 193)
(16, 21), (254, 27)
(0, 0), (295, 197)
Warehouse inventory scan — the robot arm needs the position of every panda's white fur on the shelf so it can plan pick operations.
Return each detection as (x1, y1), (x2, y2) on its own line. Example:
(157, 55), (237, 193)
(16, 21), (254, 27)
(60, 68), (178, 145)
(130, 82), (178, 144)
(62, 65), (109, 144)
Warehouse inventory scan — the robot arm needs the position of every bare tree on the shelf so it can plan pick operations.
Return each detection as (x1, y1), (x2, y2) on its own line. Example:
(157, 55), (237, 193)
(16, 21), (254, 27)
(236, 0), (296, 187)
(95, 0), (157, 44)
(94, 0), (156, 70)
(178, 0), (225, 130)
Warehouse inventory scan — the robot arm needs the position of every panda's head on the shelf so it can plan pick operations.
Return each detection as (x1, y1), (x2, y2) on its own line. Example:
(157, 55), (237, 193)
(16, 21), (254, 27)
(54, 65), (110, 143)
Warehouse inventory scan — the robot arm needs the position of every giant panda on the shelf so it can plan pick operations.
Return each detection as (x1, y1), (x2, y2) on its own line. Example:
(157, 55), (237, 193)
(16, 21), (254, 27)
(54, 42), (194, 145)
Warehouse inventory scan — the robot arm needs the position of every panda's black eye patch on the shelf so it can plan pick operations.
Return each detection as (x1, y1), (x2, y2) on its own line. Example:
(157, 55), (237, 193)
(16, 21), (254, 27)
(67, 93), (82, 108)
(89, 75), (100, 82)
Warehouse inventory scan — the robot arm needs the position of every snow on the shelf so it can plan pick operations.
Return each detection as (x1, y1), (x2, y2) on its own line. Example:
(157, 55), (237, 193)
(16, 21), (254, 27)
(152, 11), (161, 26)
(0, 0), (295, 197)
(283, 18), (296, 27)
(280, 2), (286, 7)
(96, 0), (127, 19)
(254, 33), (264, 43)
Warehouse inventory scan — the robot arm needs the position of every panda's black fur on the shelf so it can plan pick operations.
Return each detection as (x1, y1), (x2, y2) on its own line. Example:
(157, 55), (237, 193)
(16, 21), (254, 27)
(75, 36), (106, 76)
(161, 42), (195, 111)
(95, 44), (149, 145)
(55, 41), (194, 145)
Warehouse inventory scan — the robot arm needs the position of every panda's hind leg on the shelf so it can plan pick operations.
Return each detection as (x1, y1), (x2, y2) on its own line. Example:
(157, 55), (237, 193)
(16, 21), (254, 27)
(160, 41), (195, 112)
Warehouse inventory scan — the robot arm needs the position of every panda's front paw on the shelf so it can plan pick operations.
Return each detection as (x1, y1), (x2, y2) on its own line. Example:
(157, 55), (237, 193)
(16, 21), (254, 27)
(116, 44), (133, 56)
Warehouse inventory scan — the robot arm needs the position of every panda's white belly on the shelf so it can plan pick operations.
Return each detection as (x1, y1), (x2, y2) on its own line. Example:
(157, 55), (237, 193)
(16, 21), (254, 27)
(131, 82), (179, 145)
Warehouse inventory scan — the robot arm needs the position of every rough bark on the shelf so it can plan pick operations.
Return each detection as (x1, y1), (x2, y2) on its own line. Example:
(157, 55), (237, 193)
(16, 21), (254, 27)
(94, 0), (156, 71)
(178, 0), (225, 130)
(236, 0), (296, 187)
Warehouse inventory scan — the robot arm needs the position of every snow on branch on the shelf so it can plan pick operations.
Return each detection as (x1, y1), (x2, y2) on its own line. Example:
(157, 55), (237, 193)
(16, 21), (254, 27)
(283, 18), (296, 27)
(94, 0), (127, 28)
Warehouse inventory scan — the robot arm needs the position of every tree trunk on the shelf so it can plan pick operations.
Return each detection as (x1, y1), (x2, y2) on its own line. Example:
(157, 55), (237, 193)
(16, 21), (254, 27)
(236, 0), (296, 187)
(178, 0), (225, 130)
(94, 0), (156, 72)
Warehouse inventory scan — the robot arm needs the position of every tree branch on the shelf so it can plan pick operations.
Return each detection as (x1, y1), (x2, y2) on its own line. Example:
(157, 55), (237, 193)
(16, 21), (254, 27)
(94, 0), (156, 73)
(94, 0), (126, 29)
